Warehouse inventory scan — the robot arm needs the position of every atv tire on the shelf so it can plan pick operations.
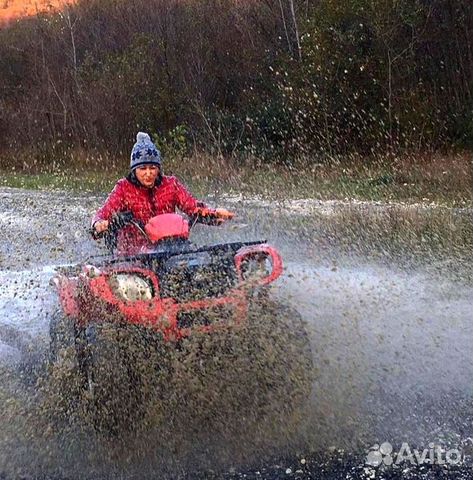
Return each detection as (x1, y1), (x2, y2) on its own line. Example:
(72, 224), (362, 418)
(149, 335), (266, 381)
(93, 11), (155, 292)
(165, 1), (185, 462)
(80, 323), (169, 436)
(49, 308), (77, 365)
(165, 299), (314, 458)
(244, 299), (314, 428)
(46, 309), (84, 426)
(80, 323), (144, 435)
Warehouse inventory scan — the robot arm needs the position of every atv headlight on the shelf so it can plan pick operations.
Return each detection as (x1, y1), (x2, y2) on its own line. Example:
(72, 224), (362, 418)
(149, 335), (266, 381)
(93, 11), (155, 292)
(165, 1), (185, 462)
(108, 274), (154, 302)
(240, 253), (272, 281)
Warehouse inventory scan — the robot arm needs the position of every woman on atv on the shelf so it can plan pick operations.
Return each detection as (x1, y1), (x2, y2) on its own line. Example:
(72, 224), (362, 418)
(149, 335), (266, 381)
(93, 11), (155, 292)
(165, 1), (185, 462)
(92, 132), (233, 254)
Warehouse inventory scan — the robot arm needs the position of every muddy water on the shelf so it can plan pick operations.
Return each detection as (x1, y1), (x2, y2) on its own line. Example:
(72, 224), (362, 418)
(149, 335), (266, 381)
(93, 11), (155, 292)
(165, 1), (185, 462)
(0, 186), (472, 478)
(279, 264), (473, 446)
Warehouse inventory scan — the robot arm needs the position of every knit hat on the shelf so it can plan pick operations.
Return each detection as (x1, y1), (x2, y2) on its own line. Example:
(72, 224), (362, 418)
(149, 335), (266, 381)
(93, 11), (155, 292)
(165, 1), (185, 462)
(130, 132), (161, 170)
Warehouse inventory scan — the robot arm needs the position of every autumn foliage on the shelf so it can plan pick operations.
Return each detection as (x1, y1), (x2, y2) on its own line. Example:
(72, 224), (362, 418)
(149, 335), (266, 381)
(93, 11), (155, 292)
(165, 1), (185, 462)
(0, 0), (471, 162)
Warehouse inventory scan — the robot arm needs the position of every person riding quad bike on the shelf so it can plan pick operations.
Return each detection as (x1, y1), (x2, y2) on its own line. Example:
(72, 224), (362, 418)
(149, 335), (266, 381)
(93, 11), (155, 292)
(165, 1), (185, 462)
(92, 132), (234, 253)
(47, 133), (313, 446)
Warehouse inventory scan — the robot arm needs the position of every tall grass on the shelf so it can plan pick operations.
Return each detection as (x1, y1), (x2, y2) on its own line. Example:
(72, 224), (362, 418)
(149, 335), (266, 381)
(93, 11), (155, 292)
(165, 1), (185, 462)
(1, 148), (470, 207)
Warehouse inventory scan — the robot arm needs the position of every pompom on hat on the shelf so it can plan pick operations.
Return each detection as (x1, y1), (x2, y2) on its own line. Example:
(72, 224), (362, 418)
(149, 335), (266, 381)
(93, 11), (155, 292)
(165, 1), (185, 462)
(130, 132), (161, 170)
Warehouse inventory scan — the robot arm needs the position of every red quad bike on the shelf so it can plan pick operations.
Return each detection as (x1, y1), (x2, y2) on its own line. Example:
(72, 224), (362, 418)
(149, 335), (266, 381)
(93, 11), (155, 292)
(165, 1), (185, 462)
(48, 208), (313, 436)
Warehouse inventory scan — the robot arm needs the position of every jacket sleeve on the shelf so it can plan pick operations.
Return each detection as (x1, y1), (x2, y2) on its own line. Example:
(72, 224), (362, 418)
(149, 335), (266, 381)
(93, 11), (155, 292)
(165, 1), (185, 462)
(173, 178), (207, 216)
(91, 181), (127, 226)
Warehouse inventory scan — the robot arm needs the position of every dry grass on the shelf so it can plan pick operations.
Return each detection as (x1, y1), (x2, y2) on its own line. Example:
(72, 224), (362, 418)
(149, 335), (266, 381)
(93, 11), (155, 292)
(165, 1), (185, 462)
(169, 150), (473, 207)
(0, 147), (471, 206)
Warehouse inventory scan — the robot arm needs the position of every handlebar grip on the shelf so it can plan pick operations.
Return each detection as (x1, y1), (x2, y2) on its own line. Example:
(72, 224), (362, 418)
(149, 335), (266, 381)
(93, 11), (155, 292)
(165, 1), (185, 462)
(90, 227), (104, 240)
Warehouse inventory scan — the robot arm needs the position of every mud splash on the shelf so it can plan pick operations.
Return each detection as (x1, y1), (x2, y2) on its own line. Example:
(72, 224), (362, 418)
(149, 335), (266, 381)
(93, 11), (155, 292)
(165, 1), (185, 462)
(0, 187), (472, 478)
(278, 263), (473, 449)
(0, 299), (314, 479)
(1, 261), (471, 478)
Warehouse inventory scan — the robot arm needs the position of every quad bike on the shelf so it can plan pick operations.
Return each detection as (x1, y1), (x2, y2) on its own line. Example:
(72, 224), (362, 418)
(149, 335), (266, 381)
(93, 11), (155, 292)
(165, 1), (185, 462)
(48, 207), (313, 441)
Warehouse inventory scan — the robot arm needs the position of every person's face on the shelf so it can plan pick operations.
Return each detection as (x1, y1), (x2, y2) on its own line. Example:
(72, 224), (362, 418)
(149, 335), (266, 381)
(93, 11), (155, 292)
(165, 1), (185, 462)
(135, 165), (159, 188)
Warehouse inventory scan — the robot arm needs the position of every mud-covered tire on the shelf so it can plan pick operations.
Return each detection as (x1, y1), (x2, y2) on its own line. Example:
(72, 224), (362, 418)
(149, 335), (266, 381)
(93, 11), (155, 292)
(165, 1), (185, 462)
(81, 323), (169, 436)
(46, 318), (169, 436)
(49, 308), (77, 365)
(45, 309), (84, 426)
(244, 298), (314, 424)
(80, 324), (141, 435)
(164, 299), (314, 457)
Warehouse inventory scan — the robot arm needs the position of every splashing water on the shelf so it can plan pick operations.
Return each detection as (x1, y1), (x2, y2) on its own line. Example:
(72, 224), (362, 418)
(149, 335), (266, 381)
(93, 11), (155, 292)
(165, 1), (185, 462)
(0, 187), (471, 478)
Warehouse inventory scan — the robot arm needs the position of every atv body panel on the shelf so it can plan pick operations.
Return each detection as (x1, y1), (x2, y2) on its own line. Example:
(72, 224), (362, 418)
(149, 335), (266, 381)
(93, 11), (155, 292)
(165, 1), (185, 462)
(52, 240), (282, 341)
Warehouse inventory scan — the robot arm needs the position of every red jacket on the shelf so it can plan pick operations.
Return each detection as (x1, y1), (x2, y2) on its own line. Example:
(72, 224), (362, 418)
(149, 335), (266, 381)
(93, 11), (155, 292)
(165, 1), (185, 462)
(92, 175), (207, 254)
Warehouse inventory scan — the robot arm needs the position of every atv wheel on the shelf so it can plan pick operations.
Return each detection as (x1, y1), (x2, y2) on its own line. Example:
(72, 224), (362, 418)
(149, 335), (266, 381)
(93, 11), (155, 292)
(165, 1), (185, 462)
(165, 299), (314, 458)
(46, 309), (84, 425)
(232, 298), (314, 446)
(79, 323), (140, 435)
(246, 299), (314, 418)
(80, 323), (168, 436)
(49, 308), (77, 365)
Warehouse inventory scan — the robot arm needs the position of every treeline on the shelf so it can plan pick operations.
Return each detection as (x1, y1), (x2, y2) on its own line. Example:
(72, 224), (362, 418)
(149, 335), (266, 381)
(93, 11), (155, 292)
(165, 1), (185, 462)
(0, 0), (471, 162)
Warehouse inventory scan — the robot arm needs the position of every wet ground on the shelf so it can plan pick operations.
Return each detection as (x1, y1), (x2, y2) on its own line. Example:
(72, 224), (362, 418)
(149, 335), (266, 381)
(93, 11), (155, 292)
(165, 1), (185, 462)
(0, 186), (472, 479)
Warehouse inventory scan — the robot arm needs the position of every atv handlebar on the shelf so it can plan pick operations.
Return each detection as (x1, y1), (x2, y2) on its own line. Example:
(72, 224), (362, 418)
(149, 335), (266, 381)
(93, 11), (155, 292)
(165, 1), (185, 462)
(92, 208), (234, 251)
(91, 212), (146, 251)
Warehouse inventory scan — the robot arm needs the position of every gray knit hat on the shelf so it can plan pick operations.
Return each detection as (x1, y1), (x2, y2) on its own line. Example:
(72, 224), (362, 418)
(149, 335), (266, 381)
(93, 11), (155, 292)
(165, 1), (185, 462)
(130, 132), (161, 170)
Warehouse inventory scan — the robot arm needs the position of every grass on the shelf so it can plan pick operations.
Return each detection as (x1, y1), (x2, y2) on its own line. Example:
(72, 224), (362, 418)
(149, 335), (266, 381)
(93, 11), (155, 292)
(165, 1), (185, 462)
(294, 203), (473, 265)
(0, 148), (471, 207)
(230, 152), (472, 207)
(240, 191), (473, 276)
(0, 170), (120, 193)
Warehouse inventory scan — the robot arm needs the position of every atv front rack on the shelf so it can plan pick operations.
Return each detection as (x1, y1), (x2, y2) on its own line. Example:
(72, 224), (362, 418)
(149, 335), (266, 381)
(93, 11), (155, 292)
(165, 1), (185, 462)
(102, 240), (268, 267)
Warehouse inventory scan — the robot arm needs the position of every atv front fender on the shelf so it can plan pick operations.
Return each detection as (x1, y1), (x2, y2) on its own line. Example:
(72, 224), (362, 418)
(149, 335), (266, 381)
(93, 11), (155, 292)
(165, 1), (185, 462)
(234, 244), (283, 286)
(50, 275), (79, 317)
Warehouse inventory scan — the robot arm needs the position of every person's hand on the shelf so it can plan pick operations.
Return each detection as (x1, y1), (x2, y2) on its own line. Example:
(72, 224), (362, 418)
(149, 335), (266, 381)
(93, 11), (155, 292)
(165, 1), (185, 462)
(215, 208), (235, 220)
(94, 220), (109, 233)
(192, 206), (235, 225)
(214, 208), (235, 225)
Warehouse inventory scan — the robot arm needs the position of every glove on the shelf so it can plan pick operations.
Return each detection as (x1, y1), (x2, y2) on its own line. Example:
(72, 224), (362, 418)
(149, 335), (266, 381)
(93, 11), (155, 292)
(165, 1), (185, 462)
(194, 207), (212, 217)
